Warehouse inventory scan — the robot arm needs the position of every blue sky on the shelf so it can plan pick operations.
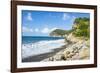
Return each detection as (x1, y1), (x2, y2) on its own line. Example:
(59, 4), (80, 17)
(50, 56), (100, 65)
(22, 10), (90, 36)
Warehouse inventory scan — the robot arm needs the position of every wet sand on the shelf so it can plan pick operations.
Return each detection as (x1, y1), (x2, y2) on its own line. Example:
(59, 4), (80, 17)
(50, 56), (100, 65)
(22, 45), (67, 62)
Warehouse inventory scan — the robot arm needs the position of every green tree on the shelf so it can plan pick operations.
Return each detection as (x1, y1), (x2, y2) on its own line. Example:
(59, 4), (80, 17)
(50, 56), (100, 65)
(73, 17), (90, 38)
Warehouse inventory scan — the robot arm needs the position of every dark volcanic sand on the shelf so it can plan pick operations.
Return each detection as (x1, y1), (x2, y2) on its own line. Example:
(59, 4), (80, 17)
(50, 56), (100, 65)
(22, 45), (67, 62)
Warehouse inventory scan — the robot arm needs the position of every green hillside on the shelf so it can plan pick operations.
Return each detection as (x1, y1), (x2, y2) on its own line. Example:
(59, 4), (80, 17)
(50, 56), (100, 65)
(72, 17), (90, 38)
(49, 17), (90, 38)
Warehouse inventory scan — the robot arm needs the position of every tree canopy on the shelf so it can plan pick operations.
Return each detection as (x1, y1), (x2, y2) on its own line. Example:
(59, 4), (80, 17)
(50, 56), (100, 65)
(72, 17), (90, 37)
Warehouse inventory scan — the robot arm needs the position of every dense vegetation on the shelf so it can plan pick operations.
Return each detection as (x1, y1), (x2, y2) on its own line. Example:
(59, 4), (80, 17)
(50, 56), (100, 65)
(50, 29), (69, 36)
(72, 17), (90, 38)
(50, 29), (73, 36)
(50, 17), (90, 38)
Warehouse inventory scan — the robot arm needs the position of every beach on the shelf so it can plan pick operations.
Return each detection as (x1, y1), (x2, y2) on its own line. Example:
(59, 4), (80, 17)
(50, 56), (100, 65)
(42, 39), (90, 62)
(22, 36), (66, 62)
(42, 33), (90, 61)
(22, 34), (90, 62)
(22, 45), (66, 62)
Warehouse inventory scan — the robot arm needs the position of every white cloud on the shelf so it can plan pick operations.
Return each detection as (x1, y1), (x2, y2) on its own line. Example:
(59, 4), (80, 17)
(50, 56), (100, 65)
(22, 26), (33, 33)
(41, 27), (58, 34)
(41, 27), (49, 34)
(23, 26), (58, 34)
(27, 13), (32, 21)
(34, 28), (39, 32)
(62, 13), (70, 20)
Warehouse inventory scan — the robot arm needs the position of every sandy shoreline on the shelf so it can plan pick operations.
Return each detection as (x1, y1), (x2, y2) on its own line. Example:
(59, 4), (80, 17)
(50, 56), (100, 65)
(22, 45), (67, 62)
(22, 36), (90, 62)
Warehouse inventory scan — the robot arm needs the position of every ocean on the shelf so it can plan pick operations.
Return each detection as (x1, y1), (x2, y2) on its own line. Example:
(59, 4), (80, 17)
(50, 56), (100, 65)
(22, 36), (65, 59)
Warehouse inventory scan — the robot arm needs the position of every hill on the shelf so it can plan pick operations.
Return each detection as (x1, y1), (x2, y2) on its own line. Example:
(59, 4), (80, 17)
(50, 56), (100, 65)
(49, 17), (90, 38)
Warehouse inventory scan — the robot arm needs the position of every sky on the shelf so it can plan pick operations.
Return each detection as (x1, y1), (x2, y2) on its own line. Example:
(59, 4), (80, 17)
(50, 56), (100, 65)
(22, 10), (90, 36)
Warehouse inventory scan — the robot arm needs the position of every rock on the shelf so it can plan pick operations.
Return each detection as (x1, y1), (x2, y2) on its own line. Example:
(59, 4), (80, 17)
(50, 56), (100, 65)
(73, 49), (79, 53)
(66, 33), (80, 43)
(61, 54), (67, 60)
(41, 36), (90, 61)
(70, 52), (76, 56)
(54, 54), (62, 61)
(49, 57), (54, 61)
(65, 51), (70, 54)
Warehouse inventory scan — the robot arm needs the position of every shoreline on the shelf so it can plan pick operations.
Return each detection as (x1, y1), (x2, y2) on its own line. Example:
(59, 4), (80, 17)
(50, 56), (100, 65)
(42, 38), (90, 61)
(22, 45), (67, 62)
(22, 38), (65, 59)
(22, 36), (90, 62)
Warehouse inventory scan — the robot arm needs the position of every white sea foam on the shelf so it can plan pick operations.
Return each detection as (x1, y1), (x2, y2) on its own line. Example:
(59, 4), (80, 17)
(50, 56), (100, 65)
(22, 39), (65, 59)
